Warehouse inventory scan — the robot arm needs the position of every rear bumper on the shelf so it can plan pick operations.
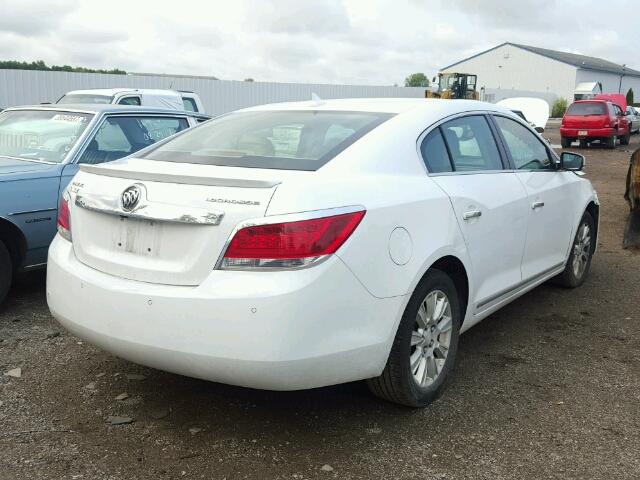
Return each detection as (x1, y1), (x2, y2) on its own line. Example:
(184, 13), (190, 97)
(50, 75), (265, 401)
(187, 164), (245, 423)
(46, 236), (406, 390)
(560, 127), (615, 138)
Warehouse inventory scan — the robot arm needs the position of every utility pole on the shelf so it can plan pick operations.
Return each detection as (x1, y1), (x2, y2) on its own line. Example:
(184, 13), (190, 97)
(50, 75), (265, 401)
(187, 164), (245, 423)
(619, 64), (626, 93)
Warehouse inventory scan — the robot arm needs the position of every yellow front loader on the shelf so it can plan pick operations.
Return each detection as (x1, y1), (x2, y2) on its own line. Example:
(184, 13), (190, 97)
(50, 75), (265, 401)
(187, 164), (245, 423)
(426, 72), (479, 100)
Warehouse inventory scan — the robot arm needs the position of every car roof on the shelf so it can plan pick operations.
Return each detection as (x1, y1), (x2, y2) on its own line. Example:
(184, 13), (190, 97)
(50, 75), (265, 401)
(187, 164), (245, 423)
(573, 99), (608, 104)
(2, 103), (201, 116)
(64, 88), (182, 97)
(238, 97), (507, 115)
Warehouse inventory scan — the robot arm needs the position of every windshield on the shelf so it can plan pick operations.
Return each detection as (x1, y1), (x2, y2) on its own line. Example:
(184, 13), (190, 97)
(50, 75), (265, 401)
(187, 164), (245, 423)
(143, 110), (394, 171)
(58, 94), (114, 104)
(0, 110), (93, 163)
(439, 74), (457, 91)
(566, 102), (606, 116)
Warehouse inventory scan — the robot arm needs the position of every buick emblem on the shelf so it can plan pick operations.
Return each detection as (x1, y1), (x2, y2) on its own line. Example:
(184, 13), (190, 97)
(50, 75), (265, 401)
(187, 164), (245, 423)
(121, 185), (142, 212)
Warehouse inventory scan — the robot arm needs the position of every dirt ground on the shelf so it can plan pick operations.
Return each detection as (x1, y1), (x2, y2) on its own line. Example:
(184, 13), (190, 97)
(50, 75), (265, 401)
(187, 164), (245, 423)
(1, 123), (639, 480)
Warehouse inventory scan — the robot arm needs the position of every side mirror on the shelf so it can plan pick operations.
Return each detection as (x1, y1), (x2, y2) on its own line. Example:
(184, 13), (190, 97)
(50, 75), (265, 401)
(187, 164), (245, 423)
(560, 151), (584, 171)
(432, 76), (436, 83)
(534, 126), (544, 133)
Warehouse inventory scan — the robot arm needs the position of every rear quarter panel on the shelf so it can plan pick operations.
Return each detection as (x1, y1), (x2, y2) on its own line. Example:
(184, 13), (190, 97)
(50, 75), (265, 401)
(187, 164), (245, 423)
(0, 173), (62, 266)
(266, 173), (471, 300)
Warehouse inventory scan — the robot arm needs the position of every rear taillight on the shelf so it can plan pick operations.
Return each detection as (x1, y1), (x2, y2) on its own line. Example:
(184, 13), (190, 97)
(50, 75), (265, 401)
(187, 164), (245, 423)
(219, 209), (365, 270)
(57, 193), (72, 242)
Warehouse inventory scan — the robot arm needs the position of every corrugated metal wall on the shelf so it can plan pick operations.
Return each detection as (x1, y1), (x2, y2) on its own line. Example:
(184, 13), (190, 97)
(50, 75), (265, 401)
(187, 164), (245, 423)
(0, 69), (427, 115)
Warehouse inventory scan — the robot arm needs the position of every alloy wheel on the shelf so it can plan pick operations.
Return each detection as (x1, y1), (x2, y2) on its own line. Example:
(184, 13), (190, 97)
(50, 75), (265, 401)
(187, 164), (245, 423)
(410, 290), (453, 388)
(572, 222), (591, 279)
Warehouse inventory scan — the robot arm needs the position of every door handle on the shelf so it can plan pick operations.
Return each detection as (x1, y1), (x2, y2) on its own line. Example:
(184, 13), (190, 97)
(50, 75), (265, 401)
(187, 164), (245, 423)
(462, 210), (482, 220)
(531, 201), (545, 210)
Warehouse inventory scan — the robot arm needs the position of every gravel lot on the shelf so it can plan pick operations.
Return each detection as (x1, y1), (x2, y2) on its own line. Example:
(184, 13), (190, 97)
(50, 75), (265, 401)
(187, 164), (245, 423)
(1, 123), (639, 480)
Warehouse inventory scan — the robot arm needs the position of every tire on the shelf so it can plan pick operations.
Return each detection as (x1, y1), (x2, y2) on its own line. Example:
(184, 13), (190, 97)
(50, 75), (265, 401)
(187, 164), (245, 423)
(606, 135), (617, 149)
(0, 240), (12, 306)
(367, 269), (461, 407)
(621, 132), (630, 145)
(555, 211), (595, 288)
(560, 137), (572, 148)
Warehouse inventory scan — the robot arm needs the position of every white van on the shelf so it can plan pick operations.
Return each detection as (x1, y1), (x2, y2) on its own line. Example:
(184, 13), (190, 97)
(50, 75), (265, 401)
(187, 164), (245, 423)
(57, 88), (205, 113)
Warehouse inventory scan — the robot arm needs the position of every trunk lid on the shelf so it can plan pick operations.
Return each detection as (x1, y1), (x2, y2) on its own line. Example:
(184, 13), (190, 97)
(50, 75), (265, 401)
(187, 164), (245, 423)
(69, 159), (283, 285)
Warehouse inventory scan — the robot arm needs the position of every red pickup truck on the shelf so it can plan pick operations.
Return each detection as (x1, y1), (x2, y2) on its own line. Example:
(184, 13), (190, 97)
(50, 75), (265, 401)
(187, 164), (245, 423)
(560, 99), (630, 149)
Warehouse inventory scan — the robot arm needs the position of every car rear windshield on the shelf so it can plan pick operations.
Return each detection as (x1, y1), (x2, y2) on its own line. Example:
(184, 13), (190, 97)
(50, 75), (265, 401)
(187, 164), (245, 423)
(566, 102), (607, 116)
(58, 94), (114, 104)
(143, 110), (394, 171)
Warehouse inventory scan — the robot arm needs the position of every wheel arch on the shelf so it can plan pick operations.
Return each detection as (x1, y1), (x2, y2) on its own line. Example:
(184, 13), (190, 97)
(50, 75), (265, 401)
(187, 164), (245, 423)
(584, 200), (599, 253)
(0, 216), (28, 272)
(428, 255), (470, 327)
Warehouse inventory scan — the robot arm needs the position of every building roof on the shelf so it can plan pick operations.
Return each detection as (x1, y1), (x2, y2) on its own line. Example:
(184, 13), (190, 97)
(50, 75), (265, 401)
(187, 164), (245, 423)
(442, 42), (640, 78)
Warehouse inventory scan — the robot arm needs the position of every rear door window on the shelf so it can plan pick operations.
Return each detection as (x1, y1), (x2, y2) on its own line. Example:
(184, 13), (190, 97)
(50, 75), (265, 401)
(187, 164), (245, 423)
(182, 97), (198, 112)
(139, 117), (188, 142)
(78, 116), (189, 165)
(117, 96), (141, 106)
(440, 116), (503, 171)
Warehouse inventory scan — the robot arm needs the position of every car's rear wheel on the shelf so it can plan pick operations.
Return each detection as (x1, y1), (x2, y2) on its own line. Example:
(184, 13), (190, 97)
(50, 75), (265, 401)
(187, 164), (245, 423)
(555, 211), (595, 288)
(0, 240), (12, 306)
(367, 269), (460, 407)
(621, 132), (630, 145)
(560, 137), (572, 148)
(606, 135), (617, 149)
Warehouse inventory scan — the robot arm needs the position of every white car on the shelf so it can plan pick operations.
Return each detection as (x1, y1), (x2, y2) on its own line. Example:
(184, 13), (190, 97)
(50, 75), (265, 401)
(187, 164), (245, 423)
(47, 99), (599, 407)
(496, 97), (550, 132)
(627, 106), (640, 134)
(57, 88), (205, 114)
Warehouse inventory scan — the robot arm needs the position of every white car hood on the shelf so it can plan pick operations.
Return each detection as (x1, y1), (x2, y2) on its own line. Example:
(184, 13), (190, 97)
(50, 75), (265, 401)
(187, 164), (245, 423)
(497, 97), (550, 130)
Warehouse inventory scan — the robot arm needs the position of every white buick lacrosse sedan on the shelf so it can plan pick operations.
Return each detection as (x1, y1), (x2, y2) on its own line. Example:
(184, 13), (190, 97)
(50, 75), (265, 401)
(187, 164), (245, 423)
(47, 99), (598, 407)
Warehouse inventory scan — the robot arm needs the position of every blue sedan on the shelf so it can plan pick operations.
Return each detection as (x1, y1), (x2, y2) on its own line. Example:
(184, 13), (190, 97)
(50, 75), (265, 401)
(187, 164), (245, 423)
(0, 104), (208, 303)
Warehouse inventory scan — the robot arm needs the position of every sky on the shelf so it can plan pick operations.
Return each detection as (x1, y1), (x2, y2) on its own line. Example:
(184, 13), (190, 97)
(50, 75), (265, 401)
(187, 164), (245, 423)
(1, 0), (639, 85)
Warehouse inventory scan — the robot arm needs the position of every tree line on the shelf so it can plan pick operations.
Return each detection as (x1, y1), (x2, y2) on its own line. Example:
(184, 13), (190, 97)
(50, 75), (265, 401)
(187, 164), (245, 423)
(0, 60), (126, 75)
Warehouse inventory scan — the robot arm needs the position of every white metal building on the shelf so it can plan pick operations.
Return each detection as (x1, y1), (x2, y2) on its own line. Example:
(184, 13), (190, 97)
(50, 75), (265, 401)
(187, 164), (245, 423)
(441, 42), (640, 103)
